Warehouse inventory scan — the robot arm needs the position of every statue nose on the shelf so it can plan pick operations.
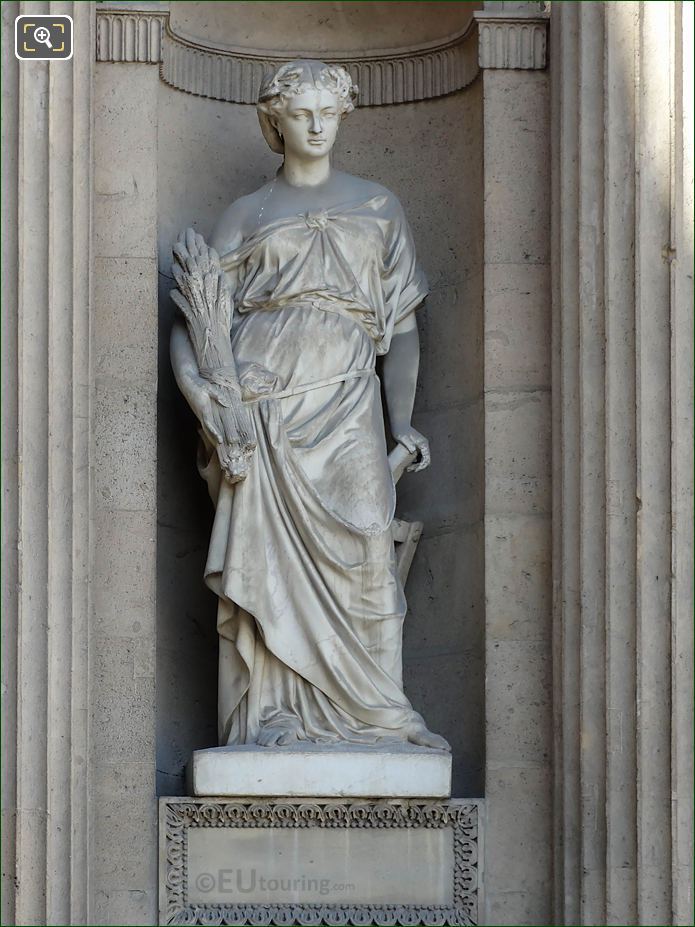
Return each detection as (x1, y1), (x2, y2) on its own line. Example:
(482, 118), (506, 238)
(310, 115), (323, 134)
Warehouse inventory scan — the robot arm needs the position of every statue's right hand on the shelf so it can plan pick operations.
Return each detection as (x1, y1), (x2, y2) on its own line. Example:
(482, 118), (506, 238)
(185, 377), (223, 445)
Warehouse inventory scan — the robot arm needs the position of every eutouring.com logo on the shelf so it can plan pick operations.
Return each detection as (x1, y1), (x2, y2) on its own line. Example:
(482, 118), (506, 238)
(15, 15), (73, 61)
(194, 869), (356, 898)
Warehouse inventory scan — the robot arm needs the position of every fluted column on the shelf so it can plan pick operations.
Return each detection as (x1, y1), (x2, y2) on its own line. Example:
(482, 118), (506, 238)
(551, 2), (694, 923)
(1, 2), (94, 923)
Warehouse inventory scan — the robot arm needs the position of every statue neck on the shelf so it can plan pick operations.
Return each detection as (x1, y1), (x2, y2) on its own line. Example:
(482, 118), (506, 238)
(280, 154), (331, 188)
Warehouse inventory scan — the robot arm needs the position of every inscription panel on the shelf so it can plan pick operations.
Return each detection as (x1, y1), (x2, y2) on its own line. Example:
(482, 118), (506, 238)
(188, 827), (453, 905)
(160, 798), (483, 925)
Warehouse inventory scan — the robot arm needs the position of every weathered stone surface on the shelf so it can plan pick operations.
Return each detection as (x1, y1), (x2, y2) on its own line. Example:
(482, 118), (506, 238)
(485, 514), (551, 641)
(484, 766), (552, 910)
(551, 2), (694, 924)
(2, 4), (94, 924)
(160, 798), (482, 925)
(484, 264), (551, 390)
(94, 257), (158, 385)
(480, 7), (553, 921)
(90, 57), (160, 927)
(190, 743), (452, 798)
(94, 66), (157, 259)
(187, 826), (453, 905)
(485, 389), (552, 516)
(486, 640), (552, 766)
(92, 509), (157, 639)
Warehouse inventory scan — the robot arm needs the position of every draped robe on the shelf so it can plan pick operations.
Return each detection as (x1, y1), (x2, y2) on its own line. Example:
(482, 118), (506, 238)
(199, 190), (429, 745)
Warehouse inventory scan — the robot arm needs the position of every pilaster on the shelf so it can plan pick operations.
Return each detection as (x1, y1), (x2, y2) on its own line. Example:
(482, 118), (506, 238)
(477, 2), (553, 924)
(89, 55), (159, 926)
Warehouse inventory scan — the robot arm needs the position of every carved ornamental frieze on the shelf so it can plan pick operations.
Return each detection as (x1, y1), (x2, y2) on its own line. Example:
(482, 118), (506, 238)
(160, 798), (482, 926)
(95, 9), (479, 105)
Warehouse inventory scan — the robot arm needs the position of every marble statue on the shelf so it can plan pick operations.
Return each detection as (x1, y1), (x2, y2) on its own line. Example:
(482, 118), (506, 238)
(170, 59), (449, 753)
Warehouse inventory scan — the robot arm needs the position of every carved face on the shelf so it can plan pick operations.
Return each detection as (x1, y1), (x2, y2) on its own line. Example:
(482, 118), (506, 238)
(271, 88), (341, 160)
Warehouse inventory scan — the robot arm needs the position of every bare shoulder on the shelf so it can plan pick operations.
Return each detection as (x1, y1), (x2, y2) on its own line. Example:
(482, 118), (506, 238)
(209, 182), (273, 255)
(332, 170), (405, 216)
(332, 170), (392, 200)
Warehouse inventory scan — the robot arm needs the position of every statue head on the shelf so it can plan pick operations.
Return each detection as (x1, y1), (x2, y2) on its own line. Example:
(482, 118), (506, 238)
(257, 59), (358, 158)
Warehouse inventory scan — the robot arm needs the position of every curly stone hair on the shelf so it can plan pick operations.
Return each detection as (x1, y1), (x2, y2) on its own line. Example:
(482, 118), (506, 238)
(257, 59), (358, 154)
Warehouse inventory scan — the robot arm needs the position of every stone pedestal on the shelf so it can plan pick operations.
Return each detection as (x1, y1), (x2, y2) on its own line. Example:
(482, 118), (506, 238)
(159, 798), (482, 926)
(188, 744), (452, 799)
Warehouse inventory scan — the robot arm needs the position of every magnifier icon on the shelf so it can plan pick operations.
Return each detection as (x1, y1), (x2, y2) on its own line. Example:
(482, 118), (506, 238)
(34, 25), (53, 49)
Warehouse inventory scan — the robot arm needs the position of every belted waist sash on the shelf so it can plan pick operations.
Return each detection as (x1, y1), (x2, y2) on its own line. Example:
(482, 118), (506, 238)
(245, 367), (375, 403)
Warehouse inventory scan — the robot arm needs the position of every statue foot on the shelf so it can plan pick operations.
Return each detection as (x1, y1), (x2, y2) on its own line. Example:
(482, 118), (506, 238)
(257, 724), (300, 747)
(406, 717), (451, 751)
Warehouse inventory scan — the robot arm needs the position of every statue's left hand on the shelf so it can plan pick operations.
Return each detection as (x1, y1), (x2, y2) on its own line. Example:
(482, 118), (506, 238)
(391, 426), (431, 473)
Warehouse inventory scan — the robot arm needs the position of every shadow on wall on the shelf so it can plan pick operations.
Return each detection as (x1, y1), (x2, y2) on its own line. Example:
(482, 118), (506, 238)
(155, 78), (485, 797)
(156, 282), (219, 797)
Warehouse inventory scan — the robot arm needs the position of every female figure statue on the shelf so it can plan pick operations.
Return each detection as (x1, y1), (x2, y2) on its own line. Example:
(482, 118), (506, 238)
(170, 60), (448, 752)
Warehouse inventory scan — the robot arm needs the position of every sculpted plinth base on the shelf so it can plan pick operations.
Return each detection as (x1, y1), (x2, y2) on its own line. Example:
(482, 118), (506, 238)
(187, 742), (452, 798)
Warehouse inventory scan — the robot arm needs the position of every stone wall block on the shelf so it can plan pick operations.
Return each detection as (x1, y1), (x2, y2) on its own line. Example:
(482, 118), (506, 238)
(483, 70), (550, 265)
(420, 271), (484, 409)
(485, 514), (551, 641)
(92, 763), (161, 888)
(91, 637), (156, 764)
(486, 640), (552, 765)
(93, 383), (157, 511)
(484, 264), (551, 390)
(94, 66), (157, 259)
(484, 390), (552, 516)
(94, 257), (158, 386)
(92, 509), (156, 639)
(406, 403), (484, 529)
(484, 765), (553, 924)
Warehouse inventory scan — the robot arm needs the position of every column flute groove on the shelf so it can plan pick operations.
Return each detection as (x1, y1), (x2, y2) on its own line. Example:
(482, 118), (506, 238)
(46, 3), (76, 917)
(603, 4), (638, 924)
(670, 4), (694, 925)
(68, 3), (94, 922)
(553, 5), (582, 922)
(16, 12), (51, 920)
(577, 4), (607, 922)
(635, 4), (674, 923)
(671, 3), (695, 925)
